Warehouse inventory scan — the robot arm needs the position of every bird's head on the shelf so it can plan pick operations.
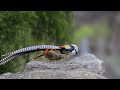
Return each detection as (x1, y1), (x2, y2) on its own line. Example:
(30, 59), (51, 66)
(70, 44), (78, 55)
(60, 44), (78, 55)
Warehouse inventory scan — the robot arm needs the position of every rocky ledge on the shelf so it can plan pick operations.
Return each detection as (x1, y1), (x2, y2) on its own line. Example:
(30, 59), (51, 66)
(0, 54), (107, 79)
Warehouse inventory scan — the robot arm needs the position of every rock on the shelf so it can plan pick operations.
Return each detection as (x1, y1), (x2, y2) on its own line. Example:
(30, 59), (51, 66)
(0, 54), (107, 79)
(70, 54), (105, 75)
(24, 53), (105, 75)
(1, 69), (106, 79)
(0, 72), (12, 79)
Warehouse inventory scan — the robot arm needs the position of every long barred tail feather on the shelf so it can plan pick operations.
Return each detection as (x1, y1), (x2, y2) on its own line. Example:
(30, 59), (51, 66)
(0, 53), (23, 65)
(1, 45), (60, 57)
(0, 52), (23, 63)
(0, 45), (61, 65)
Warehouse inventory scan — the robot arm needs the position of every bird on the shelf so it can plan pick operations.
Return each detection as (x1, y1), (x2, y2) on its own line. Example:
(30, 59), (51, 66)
(0, 44), (78, 65)
(33, 50), (64, 61)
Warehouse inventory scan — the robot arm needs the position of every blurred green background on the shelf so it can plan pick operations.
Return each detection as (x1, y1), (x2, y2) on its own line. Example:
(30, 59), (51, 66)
(0, 11), (120, 79)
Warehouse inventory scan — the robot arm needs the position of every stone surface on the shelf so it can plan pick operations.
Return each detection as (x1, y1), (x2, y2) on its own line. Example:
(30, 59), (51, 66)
(0, 54), (107, 79)
(24, 53), (105, 75)
(0, 69), (106, 79)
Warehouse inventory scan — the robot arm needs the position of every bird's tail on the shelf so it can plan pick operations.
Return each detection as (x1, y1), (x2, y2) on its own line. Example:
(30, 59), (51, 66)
(0, 53), (23, 65)
(0, 45), (61, 65)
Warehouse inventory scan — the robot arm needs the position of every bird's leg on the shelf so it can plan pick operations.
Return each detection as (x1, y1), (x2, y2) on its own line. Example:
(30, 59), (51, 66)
(66, 55), (70, 60)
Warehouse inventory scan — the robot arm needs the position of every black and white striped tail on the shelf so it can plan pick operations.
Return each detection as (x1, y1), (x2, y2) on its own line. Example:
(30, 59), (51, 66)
(0, 45), (60, 65)
(0, 53), (23, 65)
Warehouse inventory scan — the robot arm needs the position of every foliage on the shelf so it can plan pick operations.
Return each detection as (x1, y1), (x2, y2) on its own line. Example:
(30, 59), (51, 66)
(93, 19), (110, 38)
(72, 24), (95, 44)
(72, 19), (110, 45)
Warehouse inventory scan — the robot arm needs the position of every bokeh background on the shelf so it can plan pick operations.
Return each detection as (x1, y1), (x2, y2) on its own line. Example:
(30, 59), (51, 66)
(0, 11), (120, 79)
